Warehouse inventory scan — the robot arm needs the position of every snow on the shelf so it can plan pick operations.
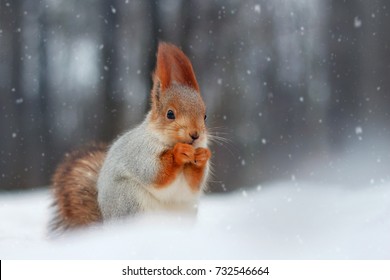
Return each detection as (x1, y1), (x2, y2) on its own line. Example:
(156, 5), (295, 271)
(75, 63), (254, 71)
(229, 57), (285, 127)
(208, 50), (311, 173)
(254, 4), (261, 14)
(110, 5), (116, 14)
(354, 17), (362, 28)
(1, 182), (390, 259)
(355, 126), (363, 135)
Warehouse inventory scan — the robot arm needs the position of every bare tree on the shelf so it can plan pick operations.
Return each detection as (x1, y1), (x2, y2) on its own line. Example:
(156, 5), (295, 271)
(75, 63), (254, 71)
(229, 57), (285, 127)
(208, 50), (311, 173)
(143, 0), (161, 113)
(35, 1), (54, 184)
(99, 0), (123, 142)
(0, 0), (26, 189)
(326, 0), (362, 149)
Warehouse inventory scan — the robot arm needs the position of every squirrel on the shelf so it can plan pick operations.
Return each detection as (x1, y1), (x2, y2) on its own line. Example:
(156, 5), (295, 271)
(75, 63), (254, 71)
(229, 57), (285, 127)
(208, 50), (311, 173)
(50, 42), (211, 231)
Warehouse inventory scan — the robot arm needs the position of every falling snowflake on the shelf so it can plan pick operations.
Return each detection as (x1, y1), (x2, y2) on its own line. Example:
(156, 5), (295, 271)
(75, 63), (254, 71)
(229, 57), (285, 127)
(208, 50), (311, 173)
(254, 4), (261, 14)
(111, 5), (116, 14)
(354, 17), (362, 28)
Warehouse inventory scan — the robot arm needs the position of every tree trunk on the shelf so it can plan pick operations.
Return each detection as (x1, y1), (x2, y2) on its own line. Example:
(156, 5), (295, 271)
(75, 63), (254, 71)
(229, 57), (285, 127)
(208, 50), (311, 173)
(143, 0), (160, 113)
(99, 0), (123, 142)
(0, 0), (26, 189)
(326, 0), (362, 149)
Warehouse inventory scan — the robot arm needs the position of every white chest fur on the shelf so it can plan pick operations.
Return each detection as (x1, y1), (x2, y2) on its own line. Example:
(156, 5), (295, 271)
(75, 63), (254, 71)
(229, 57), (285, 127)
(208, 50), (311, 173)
(149, 172), (200, 204)
(143, 172), (200, 214)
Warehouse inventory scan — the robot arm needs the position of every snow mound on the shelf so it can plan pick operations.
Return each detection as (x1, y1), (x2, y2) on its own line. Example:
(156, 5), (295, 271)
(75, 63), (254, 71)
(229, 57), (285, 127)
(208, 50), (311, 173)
(1, 182), (389, 259)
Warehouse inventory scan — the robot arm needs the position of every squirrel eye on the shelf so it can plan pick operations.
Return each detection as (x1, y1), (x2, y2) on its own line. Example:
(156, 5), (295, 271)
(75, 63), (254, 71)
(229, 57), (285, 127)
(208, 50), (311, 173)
(204, 115), (207, 121)
(167, 110), (175, 120)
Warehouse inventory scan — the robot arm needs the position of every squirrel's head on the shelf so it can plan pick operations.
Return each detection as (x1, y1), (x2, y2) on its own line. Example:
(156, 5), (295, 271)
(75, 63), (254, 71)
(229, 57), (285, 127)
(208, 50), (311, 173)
(149, 42), (207, 148)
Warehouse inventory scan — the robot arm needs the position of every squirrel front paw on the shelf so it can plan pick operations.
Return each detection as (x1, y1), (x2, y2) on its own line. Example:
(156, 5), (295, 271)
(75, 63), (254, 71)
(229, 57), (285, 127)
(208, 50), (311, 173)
(173, 143), (195, 165)
(193, 147), (211, 167)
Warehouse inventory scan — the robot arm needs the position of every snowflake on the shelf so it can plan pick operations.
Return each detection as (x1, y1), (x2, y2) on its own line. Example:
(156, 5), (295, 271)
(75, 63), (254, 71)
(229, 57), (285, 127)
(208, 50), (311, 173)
(354, 17), (362, 28)
(254, 4), (261, 14)
(355, 126), (363, 135)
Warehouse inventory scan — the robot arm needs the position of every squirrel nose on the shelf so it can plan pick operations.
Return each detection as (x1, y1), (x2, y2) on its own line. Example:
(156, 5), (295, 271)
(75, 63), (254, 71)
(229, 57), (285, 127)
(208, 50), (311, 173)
(190, 132), (199, 141)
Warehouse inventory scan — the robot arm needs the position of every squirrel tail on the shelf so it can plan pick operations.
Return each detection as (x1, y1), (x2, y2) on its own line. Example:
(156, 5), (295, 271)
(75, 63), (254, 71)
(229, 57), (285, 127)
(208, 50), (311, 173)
(50, 142), (107, 232)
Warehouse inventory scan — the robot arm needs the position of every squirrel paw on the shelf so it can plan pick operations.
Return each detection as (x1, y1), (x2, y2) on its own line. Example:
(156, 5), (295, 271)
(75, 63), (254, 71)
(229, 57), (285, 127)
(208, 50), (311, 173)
(173, 143), (195, 165)
(193, 147), (211, 167)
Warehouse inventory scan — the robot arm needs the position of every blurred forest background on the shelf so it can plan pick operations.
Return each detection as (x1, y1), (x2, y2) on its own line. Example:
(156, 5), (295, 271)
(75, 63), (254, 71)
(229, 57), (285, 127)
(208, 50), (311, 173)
(1, 0), (389, 192)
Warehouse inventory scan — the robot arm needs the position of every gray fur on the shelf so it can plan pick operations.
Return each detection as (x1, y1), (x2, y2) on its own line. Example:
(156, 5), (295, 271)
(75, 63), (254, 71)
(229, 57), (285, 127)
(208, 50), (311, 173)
(97, 113), (169, 220)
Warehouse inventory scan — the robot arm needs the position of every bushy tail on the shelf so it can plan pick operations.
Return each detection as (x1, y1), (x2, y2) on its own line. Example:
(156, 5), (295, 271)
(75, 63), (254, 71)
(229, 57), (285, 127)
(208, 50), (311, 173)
(50, 143), (107, 232)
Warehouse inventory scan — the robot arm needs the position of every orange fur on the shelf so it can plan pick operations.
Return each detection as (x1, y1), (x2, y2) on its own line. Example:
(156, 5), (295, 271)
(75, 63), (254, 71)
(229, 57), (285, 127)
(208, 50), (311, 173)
(184, 147), (211, 191)
(155, 42), (200, 92)
(154, 143), (194, 187)
(154, 143), (211, 191)
(152, 43), (209, 190)
(51, 143), (107, 231)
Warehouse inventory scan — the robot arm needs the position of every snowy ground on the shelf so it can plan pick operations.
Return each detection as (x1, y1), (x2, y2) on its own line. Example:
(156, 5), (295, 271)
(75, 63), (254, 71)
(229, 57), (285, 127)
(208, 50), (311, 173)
(0, 182), (389, 259)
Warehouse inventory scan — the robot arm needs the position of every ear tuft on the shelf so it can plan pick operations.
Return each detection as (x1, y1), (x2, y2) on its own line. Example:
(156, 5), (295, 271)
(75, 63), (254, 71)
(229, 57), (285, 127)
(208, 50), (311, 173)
(154, 42), (199, 92)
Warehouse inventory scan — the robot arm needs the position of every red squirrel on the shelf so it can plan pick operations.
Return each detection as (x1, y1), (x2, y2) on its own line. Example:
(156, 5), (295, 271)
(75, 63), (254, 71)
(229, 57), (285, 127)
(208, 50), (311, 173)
(51, 42), (211, 231)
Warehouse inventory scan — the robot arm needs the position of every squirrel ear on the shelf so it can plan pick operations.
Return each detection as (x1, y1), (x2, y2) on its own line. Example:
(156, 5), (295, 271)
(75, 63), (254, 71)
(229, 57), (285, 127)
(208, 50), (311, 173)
(153, 42), (200, 92)
(151, 76), (162, 110)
